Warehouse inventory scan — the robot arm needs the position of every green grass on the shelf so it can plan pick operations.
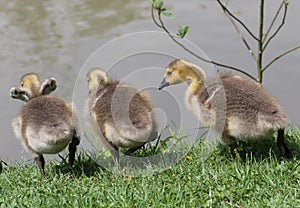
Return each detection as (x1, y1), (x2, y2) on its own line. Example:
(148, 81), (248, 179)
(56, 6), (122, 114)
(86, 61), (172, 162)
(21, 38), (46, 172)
(1, 129), (300, 207)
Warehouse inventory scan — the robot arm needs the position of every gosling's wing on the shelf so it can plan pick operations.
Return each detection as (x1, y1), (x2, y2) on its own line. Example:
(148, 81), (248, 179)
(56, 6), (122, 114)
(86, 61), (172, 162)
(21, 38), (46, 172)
(196, 81), (225, 128)
(10, 87), (31, 101)
(40, 78), (57, 95)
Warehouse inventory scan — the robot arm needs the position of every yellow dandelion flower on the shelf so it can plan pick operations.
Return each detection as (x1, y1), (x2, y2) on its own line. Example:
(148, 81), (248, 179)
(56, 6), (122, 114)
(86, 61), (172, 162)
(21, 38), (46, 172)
(184, 155), (192, 160)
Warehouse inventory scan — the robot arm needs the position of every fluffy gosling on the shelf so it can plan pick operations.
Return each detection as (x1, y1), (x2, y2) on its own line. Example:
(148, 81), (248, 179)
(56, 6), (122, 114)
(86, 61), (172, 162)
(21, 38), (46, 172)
(84, 68), (158, 162)
(159, 59), (290, 158)
(11, 73), (80, 176)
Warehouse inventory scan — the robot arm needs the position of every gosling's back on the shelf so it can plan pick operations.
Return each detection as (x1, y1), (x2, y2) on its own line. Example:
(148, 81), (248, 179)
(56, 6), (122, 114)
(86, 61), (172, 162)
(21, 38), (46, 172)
(94, 81), (153, 134)
(20, 96), (75, 154)
(224, 75), (287, 119)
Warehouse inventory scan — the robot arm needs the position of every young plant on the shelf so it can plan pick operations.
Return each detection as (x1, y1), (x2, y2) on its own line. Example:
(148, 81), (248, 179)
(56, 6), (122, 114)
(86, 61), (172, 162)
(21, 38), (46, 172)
(151, 0), (300, 83)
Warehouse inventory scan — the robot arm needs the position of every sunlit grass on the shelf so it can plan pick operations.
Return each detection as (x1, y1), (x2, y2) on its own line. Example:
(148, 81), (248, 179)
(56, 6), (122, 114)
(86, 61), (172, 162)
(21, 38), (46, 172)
(0, 128), (299, 207)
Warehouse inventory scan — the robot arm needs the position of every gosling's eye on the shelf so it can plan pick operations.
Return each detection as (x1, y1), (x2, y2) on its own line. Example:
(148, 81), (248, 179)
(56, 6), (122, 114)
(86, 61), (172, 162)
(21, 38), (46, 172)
(167, 71), (172, 76)
(20, 82), (24, 87)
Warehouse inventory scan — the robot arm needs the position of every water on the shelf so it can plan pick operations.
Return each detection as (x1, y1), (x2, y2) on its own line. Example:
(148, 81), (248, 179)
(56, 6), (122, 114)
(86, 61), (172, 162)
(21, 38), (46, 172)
(1, 0), (299, 163)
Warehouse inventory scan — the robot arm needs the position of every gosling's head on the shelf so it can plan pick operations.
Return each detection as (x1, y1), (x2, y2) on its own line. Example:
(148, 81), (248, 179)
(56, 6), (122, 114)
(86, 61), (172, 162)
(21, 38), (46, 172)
(20, 73), (41, 96)
(86, 68), (108, 94)
(11, 73), (57, 101)
(158, 59), (207, 90)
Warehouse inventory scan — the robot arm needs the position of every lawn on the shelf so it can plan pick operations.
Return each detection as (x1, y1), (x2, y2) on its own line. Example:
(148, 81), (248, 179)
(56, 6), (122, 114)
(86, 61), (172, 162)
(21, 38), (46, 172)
(0, 129), (299, 207)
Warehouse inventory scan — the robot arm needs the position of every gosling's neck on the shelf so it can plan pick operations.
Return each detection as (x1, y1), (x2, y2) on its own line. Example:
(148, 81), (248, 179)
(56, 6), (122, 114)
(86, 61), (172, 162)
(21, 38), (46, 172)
(187, 77), (202, 95)
(181, 61), (206, 95)
(185, 68), (205, 95)
(30, 83), (41, 98)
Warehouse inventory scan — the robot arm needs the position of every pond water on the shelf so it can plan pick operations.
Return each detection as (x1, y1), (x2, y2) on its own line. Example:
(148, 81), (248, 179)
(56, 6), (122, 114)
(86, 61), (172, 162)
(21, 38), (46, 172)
(1, 0), (299, 163)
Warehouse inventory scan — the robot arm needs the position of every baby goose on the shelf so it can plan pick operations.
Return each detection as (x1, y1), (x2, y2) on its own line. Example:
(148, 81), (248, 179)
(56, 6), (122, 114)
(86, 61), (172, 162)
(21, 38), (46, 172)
(84, 68), (158, 162)
(11, 73), (80, 176)
(159, 59), (290, 157)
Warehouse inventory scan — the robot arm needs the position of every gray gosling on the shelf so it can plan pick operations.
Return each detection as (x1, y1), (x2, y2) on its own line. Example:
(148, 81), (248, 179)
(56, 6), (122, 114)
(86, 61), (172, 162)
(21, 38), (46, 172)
(159, 59), (290, 158)
(84, 68), (158, 162)
(10, 73), (80, 176)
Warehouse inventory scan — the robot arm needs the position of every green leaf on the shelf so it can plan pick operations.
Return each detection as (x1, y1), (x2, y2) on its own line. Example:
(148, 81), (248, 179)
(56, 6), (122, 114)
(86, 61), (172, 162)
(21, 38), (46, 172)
(177, 25), (190, 38)
(161, 11), (174, 18)
(284, 0), (289, 6)
(153, 0), (164, 10)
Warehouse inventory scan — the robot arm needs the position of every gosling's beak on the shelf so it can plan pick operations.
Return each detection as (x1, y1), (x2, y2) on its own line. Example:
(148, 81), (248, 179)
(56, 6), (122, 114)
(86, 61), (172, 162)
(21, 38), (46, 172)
(158, 78), (170, 90)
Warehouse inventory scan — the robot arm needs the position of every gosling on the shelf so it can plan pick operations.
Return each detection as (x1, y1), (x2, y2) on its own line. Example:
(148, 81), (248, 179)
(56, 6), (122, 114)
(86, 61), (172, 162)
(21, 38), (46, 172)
(159, 59), (290, 158)
(11, 73), (80, 176)
(84, 68), (158, 162)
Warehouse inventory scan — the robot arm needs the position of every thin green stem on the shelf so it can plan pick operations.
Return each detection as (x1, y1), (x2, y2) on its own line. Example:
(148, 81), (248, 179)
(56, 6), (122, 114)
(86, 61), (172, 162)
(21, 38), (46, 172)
(262, 45), (300, 72)
(263, 1), (288, 52)
(262, 1), (285, 43)
(151, 3), (163, 28)
(257, 0), (264, 83)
